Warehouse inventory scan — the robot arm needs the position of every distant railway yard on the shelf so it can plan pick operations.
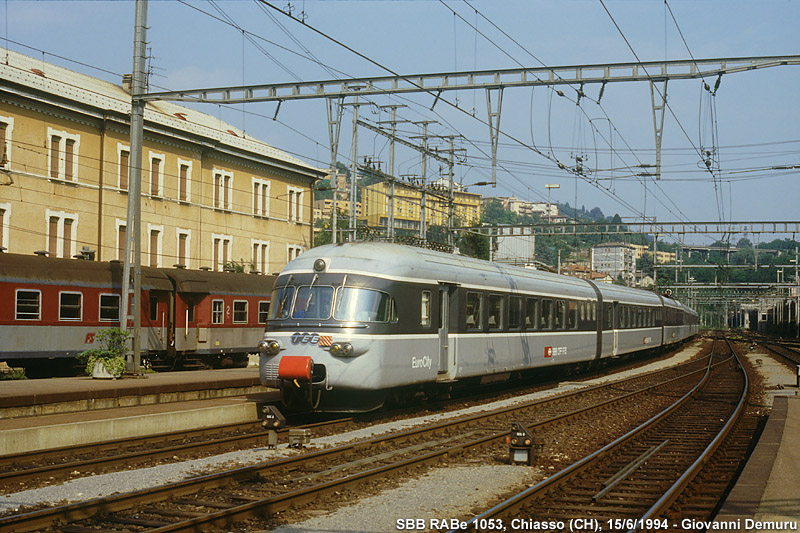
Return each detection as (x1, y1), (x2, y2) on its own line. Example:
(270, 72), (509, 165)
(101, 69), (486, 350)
(2, 333), (798, 532)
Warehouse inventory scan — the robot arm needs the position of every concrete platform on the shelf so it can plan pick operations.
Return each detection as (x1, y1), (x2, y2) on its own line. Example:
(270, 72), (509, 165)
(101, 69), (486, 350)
(714, 394), (800, 531)
(0, 368), (275, 457)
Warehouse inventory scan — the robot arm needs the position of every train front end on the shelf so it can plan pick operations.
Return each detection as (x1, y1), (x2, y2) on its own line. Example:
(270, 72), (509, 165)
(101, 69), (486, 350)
(257, 246), (406, 412)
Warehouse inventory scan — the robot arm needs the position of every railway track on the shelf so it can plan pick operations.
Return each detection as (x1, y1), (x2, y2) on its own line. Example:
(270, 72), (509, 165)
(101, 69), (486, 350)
(0, 349), (713, 532)
(452, 336), (752, 532)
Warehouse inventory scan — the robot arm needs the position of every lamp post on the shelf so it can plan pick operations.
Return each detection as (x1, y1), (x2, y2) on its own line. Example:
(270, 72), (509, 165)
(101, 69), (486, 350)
(545, 183), (560, 224)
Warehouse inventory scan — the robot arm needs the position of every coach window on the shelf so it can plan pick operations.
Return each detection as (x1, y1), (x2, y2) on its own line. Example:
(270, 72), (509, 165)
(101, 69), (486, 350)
(568, 301), (579, 330)
(258, 301), (270, 324)
(59, 292), (82, 321)
(554, 300), (566, 330)
(421, 290), (432, 327)
(465, 292), (483, 330)
(488, 294), (504, 330)
(525, 297), (538, 330)
(233, 301), (248, 323)
(509, 296), (522, 330)
(540, 298), (553, 330)
(212, 299), (224, 324)
(16, 289), (41, 320)
(99, 294), (120, 322)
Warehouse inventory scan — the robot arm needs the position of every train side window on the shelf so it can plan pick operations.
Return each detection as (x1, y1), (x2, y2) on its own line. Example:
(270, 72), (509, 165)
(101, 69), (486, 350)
(16, 289), (41, 320)
(149, 295), (158, 321)
(555, 300), (566, 330)
(212, 299), (224, 324)
(540, 298), (553, 330)
(568, 301), (579, 330)
(465, 291), (483, 330)
(59, 291), (82, 321)
(99, 294), (120, 321)
(233, 300), (248, 323)
(187, 302), (196, 323)
(421, 290), (432, 327)
(591, 302), (597, 322)
(258, 301), (270, 324)
(488, 294), (504, 330)
(525, 298), (538, 330)
(509, 296), (522, 330)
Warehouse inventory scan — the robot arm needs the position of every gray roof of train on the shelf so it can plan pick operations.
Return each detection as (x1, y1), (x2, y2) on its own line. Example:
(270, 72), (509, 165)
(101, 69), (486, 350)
(283, 242), (668, 306)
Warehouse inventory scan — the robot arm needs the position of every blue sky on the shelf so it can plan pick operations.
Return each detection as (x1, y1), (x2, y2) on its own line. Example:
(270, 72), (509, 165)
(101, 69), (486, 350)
(3, 0), (799, 245)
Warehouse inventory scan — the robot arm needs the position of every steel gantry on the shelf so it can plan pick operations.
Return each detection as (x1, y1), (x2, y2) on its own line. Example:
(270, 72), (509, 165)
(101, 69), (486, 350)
(142, 55), (800, 194)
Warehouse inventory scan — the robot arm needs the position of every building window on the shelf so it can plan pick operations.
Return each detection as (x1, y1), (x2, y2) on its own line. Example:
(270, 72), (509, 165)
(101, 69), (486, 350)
(149, 152), (164, 197)
(251, 239), (269, 274)
(46, 210), (78, 258)
(118, 145), (130, 190)
(0, 116), (13, 168)
(287, 187), (303, 222)
(176, 229), (190, 268)
(213, 169), (233, 210)
(48, 128), (79, 182)
(117, 221), (127, 261)
(99, 294), (120, 321)
(287, 244), (302, 263)
(212, 299), (224, 324)
(258, 301), (270, 324)
(252, 178), (270, 216)
(233, 300), (248, 323)
(59, 291), (82, 321)
(177, 159), (192, 202)
(0, 203), (9, 251)
(16, 289), (41, 320)
(212, 234), (232, 272)
(148, 224), (163, 267)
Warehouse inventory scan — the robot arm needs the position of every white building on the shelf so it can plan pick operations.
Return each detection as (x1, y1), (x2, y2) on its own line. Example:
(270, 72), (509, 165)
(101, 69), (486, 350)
(591, 242), (635, 282)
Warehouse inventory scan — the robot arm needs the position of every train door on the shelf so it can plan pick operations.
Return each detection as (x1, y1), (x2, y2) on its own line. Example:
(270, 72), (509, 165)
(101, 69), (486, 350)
(612, 301), (619, 356)
(167, 291), (176, 359)
(437, 283), (459, 381)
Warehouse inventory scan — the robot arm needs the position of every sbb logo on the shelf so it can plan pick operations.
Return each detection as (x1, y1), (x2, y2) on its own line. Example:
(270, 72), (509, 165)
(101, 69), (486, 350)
(396, 519), (426, 530)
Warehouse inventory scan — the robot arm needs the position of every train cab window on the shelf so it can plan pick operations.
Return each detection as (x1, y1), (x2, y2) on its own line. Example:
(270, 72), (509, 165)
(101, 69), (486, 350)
(568, 301), (579, 330)
(292, 286), (334, 319)
(258, 301), (270, 324)
(59, 292), (82, 321)
(334, 287), (397, 322)
(233, 301), (248, 323)
(525, 298), (538, 330)
(509, 296), (522, 330)
(540, 298), (553, 330)
(99, 294), (120, 321)
(488, 294), (504, 330)
(465, 292), (483, 330)
(212, 299), (224, 324)
(16, 290), (41, 320)
(270, 286), (296, 320)
(421, 290), (432, 327)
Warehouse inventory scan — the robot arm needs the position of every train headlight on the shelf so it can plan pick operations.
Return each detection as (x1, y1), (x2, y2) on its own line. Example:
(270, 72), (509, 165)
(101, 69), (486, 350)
(258, 339), (281, 356)
(330, 342), (354, 357)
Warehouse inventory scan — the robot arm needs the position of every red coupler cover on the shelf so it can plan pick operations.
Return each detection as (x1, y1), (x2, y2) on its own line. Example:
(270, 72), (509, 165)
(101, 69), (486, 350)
(278, 356), (313, 380)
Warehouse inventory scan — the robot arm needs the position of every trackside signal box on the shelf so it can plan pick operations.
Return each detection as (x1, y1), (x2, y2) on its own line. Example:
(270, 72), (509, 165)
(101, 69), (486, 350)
(506, 421), (541, 465)
(259, 404), (286, 448)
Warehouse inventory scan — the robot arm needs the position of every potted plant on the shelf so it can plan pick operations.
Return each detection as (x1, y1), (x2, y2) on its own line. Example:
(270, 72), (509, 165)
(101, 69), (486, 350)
(78, 328), (130, 379)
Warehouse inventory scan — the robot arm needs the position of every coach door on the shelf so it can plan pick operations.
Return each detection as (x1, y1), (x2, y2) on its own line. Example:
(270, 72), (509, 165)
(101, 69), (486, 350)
(612, 301), (620, 356)
(437, 283), (459, 381)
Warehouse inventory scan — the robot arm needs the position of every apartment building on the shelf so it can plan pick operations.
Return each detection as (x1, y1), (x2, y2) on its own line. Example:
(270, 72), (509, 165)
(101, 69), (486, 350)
(0, 49), (325, 273)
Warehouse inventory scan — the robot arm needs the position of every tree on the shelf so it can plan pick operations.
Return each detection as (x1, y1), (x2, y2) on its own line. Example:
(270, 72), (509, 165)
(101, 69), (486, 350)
(637, 253), (654, 277)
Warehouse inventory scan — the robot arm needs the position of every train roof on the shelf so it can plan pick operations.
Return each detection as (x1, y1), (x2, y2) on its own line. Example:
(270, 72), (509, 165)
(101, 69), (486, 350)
(164, 268), (276, 295)
(0, 253), (172, 290)
(282, 242), (668, 305)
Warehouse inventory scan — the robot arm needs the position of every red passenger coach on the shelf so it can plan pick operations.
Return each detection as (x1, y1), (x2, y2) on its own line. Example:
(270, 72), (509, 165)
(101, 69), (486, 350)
(0, 253), (275, 376)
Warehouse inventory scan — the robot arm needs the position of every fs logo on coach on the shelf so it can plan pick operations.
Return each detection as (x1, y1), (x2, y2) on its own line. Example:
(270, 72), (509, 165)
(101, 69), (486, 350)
(291, 332), (319, 345)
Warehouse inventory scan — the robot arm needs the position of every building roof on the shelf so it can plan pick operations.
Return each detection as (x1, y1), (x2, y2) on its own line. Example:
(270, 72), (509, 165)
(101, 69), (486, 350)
(0, 48), (323, 177)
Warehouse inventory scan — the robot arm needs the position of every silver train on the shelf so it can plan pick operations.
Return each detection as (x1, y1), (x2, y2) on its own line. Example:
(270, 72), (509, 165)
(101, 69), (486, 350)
(258, 242), (699, 412)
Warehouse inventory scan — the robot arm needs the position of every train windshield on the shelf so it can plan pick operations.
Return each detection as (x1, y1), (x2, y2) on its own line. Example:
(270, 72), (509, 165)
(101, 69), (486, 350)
(270, 286), (296, 320)
(334, 287), (397, 323)
(291, 286), (334, 319)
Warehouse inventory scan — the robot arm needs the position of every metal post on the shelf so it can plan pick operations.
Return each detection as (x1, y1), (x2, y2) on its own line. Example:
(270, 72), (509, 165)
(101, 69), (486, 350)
(419, 122), (429, 241)
(349, 95), (360, 241)
(326, 97), (343, 244)
(121, 0), (148, 374)
(447, 136), (454, 248)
